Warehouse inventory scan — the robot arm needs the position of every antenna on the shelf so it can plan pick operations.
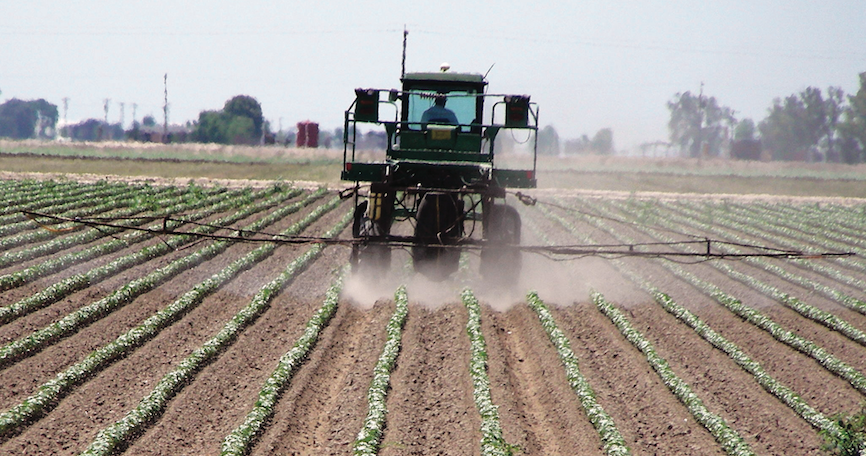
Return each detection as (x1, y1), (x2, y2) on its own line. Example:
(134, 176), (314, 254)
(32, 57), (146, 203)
(401, 25), (408, 79)
(484, 63), (495, 80)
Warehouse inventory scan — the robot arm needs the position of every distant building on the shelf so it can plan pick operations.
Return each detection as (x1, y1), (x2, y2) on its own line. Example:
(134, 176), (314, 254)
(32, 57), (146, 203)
(134, 124), (192, 143)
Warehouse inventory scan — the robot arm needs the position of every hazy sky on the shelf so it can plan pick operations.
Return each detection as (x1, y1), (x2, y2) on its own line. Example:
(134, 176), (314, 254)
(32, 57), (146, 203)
(3, 1), (864, 150)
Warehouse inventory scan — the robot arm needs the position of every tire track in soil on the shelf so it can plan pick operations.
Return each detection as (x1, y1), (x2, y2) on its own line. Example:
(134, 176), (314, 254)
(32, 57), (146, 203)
(251, 299), (393, 455)
(482, 303), (603, 455)
(553, 302), (727, 456)
(378, 302), (481, 456)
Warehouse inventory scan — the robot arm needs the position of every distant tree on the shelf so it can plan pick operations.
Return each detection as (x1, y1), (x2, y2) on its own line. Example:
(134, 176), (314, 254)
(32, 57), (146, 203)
(667, 91), (735, 158)
(66, 119), (105, 141)
(0, 98), (59, 139)
(142, 115), (157, 127)
(224, 95), (264, 139)
(730, 118), (762, 160)
(759, 87), (833, 161)
(537, 125), (561, 156)
(591, 128), (614, 154)
(193, 110), (230, 144)
(192, 95), (263, 145)
(838, 72), (866, 164)
(824, 87), (846, 162)
(563, 134), (591, 155)
(733, 118), (757, 141)
(224, 115), (256, 144)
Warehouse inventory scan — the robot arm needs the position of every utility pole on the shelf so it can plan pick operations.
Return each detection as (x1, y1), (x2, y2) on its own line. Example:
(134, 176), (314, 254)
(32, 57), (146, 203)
(118, 102), (125, 131)
(163, 73), (169, 143)
(61, 97), (69, 139)
(103, 98), (111, 141)
(695, 81), (705, 158)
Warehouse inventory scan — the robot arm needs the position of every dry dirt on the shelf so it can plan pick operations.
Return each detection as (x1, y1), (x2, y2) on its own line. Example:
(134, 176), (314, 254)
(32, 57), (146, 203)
(1, 176), (865, 455)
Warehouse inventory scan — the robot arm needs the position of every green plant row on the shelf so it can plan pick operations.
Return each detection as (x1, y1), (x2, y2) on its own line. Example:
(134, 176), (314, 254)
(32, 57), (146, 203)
(0, 185), (223, 266)
(0, 193), (346, 440)
(526, 291), (631, 455)
(622, 200), (866, 344)
(0, 189), (328, 367)
(80, 208), (352, 456)
(462, 288), (516, 456)
(657, 200), (866, 314)
(0, 180), (97, 226)
(591, 291), (755, 456)
(613, 261), (847, 437)
(352, 285), (410, 456)
(0, 186), (276, 293)
(723, 200), (866, 283)
(0, 180), (163, 238)
(734, 201), (866, 274)
(0, 187), (301, 325)
(0, 182), (188, 245)
(745, 200), (866, 246)
(221, 270), (348, 456)
(533, 200), (827, 453)
(578, 201), (866, 397)
(694, 200), (866, 285)
(528, 205), (752, 454)
(0, 178), (50, 206)
(737, 201), (866, 256)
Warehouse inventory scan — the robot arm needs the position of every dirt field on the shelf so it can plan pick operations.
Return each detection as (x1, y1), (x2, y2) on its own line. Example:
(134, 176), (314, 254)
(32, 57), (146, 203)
(1, 175), (865, 455)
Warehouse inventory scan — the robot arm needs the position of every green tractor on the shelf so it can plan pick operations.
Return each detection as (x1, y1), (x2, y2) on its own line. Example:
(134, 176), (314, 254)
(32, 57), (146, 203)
(342, 67), (538, 282)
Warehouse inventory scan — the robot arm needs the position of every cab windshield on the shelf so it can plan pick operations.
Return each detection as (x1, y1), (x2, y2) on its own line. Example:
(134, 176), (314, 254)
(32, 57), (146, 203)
(406, 91), (477, 130)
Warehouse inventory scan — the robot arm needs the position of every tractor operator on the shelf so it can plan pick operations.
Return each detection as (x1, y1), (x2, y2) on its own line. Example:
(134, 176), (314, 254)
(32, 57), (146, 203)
(421, 95), (458, 125)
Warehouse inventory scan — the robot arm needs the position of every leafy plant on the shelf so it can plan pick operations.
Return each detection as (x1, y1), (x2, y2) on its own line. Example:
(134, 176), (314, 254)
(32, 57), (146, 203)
(820, 404), (866, 456)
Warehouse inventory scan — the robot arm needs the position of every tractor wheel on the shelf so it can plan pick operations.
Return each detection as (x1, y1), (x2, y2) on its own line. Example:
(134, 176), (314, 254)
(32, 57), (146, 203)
(350, 199), (391, 280)
(412, 192), (463, 281)
(480, 204), (522, 286)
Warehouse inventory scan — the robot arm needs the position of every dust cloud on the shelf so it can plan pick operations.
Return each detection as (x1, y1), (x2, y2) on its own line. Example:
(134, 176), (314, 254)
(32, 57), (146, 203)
(341, 249), (648, 311)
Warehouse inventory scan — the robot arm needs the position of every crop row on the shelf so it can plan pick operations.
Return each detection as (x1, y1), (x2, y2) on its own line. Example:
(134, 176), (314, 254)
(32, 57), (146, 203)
(80, 203), (352, 455)
(0, 187), (303, 326)
(580, 200), (866, 396)
(0, 191), (348, 443)
(0, 185), (222, 266)
(533, 195), (866, 452)
(0, 181), (175, 238)
(0, 186), (290, 293)
(0, 189), (328, 367)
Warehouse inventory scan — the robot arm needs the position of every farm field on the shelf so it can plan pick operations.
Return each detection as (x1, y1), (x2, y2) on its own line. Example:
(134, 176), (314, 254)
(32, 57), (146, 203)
(1, 176), (866, 455)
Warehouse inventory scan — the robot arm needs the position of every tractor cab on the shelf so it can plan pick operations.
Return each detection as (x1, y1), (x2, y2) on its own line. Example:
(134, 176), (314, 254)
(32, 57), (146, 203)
(342, 68), (538, 282)
(395, 72), (487, 156)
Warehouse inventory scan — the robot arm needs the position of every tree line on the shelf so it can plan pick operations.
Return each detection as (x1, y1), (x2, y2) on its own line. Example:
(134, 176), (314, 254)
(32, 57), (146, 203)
(3, 73), (866, 163)
(667, 71), (866, 163)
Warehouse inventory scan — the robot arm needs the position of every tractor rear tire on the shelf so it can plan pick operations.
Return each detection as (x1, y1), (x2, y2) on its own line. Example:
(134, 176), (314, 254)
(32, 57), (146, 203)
(480, 204), (522, 286)
(412, 192), (463, 281)
(351, 200), (391, 280)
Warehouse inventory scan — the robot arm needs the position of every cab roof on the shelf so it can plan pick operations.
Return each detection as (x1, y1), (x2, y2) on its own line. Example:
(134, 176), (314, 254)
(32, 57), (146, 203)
(402, 72), (486, 84)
